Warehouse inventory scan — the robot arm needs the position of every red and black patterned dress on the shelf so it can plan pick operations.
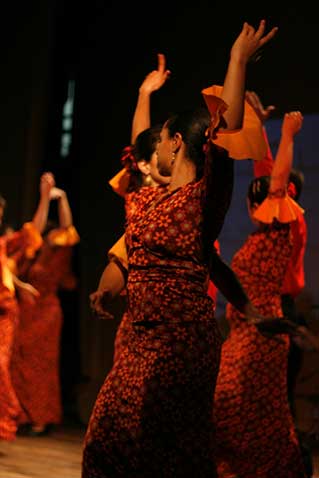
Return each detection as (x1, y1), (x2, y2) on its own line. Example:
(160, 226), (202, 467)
(112, 187), (161, 366)
(214, 223), (306, 478)
(11, 226), (79, 428)
(82, 145), (234, 477)
(0, 223), (42, 440)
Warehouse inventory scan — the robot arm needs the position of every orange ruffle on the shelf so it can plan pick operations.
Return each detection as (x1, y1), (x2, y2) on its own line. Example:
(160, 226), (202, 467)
(108, 168), (131, 197)
(23, 222), (43, 259)
(108, 234), (128, 270)
(201, 85), (267, 162)
(47, 225), (80, 246)
(2, 264), (15, 293)
(253, 195), (305, 224)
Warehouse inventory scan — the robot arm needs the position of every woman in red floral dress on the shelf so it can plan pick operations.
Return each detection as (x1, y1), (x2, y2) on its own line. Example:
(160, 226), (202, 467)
(82, 21), (278, 477)
(214, 111), (307, 478)
(11, 186), (80, 436)
(90, 54), (171, 361)
(0, 172), (55, 440)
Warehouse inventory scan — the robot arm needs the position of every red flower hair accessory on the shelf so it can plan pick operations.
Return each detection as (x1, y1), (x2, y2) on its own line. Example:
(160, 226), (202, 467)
(287, 181), (297, 199)
(120, 145), (139, 172)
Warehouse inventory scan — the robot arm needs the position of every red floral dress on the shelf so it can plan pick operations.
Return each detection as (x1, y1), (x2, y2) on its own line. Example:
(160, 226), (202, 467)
(82, 145), (234, 477)
(214, 223), (306, 478)
(11, 226), (79, 427)
(0, 223), (42, 440)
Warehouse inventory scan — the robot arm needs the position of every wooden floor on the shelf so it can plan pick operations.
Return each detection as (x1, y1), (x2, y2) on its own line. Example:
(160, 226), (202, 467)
(0, 424), (85, 478)
(0, 424), (318, 478)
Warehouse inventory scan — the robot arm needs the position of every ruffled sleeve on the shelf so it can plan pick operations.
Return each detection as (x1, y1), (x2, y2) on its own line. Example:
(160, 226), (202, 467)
(201, 84), (267, 162)
(253, 194), (305, 224)
(108, 234), (128, 270)
(108, 168), (131, 197)
(6, 221), (43, 259)
(47, 225), (80, 246)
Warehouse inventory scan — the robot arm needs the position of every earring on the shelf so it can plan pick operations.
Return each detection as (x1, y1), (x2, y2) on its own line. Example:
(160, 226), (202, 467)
(171, 151), (176, 166)
(143, 174), (152, 186)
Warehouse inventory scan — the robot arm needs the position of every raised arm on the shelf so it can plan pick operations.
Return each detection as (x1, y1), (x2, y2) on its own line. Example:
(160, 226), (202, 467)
(131, 53), (170, 143)
(49, 187), (73, 228)
(270, 111), (303, 194)
(32, 172), (55, 233)
(221, 20), (278, 131)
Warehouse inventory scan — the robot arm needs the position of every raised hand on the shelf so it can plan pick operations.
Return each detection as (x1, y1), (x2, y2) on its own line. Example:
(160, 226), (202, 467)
(245, 90), (276, 123)
(230, 20), (278, 65)
(40, 172), (55, 198)
(281, 111), (303, 138)
(49, 187), (66, 201)
(139, 53), (171, 95)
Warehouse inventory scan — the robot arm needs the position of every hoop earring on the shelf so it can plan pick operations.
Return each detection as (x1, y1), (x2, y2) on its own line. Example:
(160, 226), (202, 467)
(143, 174), (152, 186)
(171, 152), (176, 166)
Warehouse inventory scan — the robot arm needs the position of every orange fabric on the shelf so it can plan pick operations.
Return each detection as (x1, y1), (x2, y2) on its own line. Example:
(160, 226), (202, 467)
(1, 263), (15, 293)
(12, 243), (77, 427)
(108, 234), (128, 270)
(202, 85), (267, 162)
(253, 195), (304, 224)
(108, 168), (131, 197)
(47, 225), (80, 247)
(20, 222), (43, 259)
(282, 215), (307, 297)
(0, 223), (42, 294)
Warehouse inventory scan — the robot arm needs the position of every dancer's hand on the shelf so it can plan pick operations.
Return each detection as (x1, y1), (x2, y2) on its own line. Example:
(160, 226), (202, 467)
(15, 280), (40, 305)
(245, 91), (276, 123)
(281, 111), (303, 139)
(40, 172), (55, 198)
(292, 325), (319, 352)
(230, 20), (278, 65)
(89, 289), (114, 320)
(139, 53), (171, 95)
(49, 187), (66, 200)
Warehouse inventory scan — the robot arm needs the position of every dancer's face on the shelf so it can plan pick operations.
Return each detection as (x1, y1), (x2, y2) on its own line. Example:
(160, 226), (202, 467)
(156, 126), (174, 177)
(148, 151), (170, 185)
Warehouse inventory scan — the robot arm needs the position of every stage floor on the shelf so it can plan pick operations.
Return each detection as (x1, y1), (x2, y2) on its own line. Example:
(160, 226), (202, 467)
(0, 424), (318, 478)
(0, 424), (85, 478)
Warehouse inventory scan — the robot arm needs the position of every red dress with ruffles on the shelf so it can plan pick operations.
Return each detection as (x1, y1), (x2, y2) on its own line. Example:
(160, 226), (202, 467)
(82, 144), (234, 477)
(11, 226), (79, 427)
(0, 223), (42, 440)
(214, 222), (306, 478)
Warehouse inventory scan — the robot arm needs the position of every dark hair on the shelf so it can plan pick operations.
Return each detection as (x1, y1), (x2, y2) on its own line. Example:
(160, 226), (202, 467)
(247, 175), (270, 207)
(288, 168), (304, 200)
(0, 194), (6, 209)
(133, 124), (162, 163)
(165, 107), (210, 180)
(123, 125), (162, 192)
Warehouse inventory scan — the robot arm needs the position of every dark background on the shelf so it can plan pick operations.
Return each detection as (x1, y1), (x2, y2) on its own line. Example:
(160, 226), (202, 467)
(1, 1), (318, 422)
